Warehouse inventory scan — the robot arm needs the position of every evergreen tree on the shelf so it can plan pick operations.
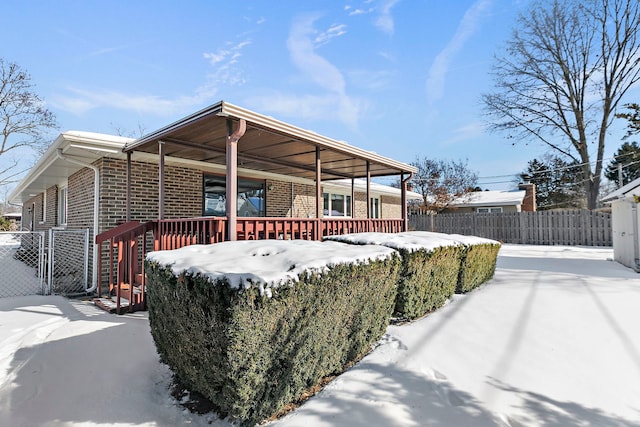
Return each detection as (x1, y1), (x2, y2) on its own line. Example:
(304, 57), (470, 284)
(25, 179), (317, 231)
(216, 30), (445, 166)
(524, 155), (585, 210)
(604, 142), (640, 187)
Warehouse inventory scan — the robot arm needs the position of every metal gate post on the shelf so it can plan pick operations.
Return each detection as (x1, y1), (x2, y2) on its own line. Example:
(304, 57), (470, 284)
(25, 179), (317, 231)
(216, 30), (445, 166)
(83, 228), (90, 292)
(39, 232), (47, 295)
(48, 229), (54, 295)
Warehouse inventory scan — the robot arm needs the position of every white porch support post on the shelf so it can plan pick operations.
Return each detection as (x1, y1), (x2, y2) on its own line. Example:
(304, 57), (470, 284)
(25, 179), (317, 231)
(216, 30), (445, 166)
(158, 141), (165, 220)
(158, 141), (164, 220)
(226, 119), (246, 241)
(126, 151), (131, 222)
(366, 161), (371, 219)
(351, 177), (355, 218)
(316, 147), (322, 218)
(316, 146), (322, 239)
(401, 172), (413, 232)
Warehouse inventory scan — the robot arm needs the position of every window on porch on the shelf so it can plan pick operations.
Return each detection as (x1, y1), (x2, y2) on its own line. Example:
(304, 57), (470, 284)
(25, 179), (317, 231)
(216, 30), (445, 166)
(370, 197), (380, 219)
(323, 193), (352, 217)
(203, 174), (265, 217)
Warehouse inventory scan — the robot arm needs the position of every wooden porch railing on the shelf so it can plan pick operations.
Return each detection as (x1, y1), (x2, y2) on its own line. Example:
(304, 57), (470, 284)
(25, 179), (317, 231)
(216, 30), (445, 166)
(157, 216), (227, 250)
(94, 217), (405, 313)
(95, 220), (155, 314)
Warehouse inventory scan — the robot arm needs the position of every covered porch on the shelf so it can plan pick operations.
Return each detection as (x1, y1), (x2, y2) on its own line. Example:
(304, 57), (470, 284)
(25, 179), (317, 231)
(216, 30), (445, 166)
(95, 101), (416, 312)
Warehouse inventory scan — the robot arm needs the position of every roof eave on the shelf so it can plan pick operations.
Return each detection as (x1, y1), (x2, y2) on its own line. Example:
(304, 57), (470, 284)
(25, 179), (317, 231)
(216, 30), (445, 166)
(124, 100), (417, 176)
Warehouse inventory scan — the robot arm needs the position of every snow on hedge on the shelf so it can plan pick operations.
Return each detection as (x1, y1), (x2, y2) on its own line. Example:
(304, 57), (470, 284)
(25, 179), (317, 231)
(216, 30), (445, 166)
(146, 239), (397, 296)
(402, 231), (500, 246)
(325, 231), (498, 252)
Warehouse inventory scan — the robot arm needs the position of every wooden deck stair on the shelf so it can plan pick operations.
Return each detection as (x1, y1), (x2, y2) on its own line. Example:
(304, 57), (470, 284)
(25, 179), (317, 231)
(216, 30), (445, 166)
(94, 280), (145, 314)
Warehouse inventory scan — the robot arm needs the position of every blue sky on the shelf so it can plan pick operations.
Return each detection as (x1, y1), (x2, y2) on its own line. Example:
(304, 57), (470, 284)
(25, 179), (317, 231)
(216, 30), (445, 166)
(2, 0), (636, 191)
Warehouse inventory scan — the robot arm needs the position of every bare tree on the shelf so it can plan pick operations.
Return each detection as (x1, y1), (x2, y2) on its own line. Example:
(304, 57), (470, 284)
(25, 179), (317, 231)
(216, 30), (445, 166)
(409, 157), (478, 213)
(482, 0), (640, 209)
(0, 58), (57, 186)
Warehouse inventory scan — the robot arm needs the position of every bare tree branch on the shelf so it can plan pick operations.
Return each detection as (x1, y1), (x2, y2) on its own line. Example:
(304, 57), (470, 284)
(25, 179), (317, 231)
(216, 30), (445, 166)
(0, 58), (57, 186)
(482, 0), (640, 209)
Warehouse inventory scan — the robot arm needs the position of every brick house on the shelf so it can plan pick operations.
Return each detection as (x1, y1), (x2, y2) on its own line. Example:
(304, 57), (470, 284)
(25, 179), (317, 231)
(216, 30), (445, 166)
(9, 101), (420, 303)
(441, 184), (537, 213)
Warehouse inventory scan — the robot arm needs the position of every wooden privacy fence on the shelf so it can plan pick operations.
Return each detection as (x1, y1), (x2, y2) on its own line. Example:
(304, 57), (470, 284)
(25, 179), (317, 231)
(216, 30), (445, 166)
(409, 210), (612, 246)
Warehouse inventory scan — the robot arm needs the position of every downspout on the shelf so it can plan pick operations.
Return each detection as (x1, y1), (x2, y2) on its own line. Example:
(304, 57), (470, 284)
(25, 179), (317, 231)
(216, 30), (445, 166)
(632, 200), (640, 272)
(56, 149), (100, 292)
(402, 172), (414, 232)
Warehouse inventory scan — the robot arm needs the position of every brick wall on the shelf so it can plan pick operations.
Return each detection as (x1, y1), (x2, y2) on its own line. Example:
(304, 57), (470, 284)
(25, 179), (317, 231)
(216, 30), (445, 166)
(22, 187), (60, 231)
(97, 158), (201, 232)
(381, 195), (401, 218)
(68, 167), (94, 231)
(354, 192), (367, 218)
(45, 186), (58, 227)
(266, 180), (318, 218)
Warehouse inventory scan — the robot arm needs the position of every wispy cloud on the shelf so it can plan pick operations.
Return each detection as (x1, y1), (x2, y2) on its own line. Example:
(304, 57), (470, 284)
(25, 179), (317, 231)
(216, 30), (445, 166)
(444, 121), (487, 145)
(315, 24), (347, 46)
(375, 0), (400, 35)
(53, 39), (252, 117)
(88, 46), (126, 57)
(425, 0), (491, 113)
(345, 4), (374, 16)
(256, 13), (363, 129)
(51, 83), (218, 117)
(203, 40), (251, 66)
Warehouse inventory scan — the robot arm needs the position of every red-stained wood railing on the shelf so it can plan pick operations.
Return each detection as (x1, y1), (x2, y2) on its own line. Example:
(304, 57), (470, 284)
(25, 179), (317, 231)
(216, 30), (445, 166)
(95, 220), (155, 314)
(156, 216), (227, 250)
(94, 216), (405, 313)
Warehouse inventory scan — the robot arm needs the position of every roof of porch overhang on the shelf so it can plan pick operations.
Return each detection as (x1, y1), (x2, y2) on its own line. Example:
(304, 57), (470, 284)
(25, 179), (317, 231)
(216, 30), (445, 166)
(123, 101), (416, 180)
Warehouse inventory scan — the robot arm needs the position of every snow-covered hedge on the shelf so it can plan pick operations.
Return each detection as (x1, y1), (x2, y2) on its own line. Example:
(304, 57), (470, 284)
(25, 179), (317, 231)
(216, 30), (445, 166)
(145, 240), (401, 426)
(325, 232), (463, 319)
(402, 232), (501, 293)
(325, 232), (501, 319)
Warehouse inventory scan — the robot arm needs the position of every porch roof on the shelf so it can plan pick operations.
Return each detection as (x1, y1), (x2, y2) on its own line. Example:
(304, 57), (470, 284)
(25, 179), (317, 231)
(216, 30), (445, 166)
(123, 101), (416, 180)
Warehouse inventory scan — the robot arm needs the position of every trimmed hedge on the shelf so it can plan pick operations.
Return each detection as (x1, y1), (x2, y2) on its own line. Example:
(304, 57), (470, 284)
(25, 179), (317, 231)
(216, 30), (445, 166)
(146, 256), (401, 426)
(394, 244), (464, 320)
(456, 242), (501, 294)
(325, 231), (501, 320)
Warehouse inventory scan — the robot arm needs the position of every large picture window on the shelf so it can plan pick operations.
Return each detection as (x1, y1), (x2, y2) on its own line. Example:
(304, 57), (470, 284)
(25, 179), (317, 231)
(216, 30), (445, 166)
(203, 175), (265, 217)
(323, 192), (352, 217)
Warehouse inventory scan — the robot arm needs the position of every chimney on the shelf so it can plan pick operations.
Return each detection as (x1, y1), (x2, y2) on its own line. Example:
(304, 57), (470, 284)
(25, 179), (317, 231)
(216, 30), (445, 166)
(518, 183), (536, 212)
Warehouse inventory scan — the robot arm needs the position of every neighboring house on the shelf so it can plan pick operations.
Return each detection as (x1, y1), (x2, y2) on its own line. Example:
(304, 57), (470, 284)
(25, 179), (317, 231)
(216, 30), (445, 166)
(601, 178), (640, 271)
(441, 183), (536, 213)
(0, 212), (21, 230)
(9, 101), (420, 297)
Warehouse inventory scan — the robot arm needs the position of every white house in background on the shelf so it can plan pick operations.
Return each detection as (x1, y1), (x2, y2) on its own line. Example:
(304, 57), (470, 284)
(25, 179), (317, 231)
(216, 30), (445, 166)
(442, 183), (536, 213)
(601, 178), (640, 271)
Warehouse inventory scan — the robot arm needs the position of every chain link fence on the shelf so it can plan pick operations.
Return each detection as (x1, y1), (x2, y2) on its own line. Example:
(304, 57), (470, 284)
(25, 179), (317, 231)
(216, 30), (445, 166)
(49, 229), (89, 296)
(0, 231), (46, 297)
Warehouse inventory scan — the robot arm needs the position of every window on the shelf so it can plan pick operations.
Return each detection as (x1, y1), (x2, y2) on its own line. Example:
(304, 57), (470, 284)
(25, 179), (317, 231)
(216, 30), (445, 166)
(203, 175), (265, 217)
(370, 197), (380, 219)
(58, 186), (68, 225)
(40, 192), (46, 223)
(477, 207), (503, 213)
(323, 193), (352, 217)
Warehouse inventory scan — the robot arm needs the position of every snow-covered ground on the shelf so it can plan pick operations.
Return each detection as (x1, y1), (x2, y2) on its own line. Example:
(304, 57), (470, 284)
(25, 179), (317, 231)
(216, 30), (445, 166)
(1, 244), (639, 426)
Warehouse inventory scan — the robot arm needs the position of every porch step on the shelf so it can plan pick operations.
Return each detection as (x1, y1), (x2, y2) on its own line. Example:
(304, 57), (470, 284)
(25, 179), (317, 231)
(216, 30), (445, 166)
(95, 283), (146, 314)
(93, 296), (133, 314)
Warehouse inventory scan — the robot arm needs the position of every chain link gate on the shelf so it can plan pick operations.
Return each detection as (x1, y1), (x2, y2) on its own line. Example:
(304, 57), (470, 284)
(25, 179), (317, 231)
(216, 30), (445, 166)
(48, 229), (90, 296)
(0, 231), (46, 297)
